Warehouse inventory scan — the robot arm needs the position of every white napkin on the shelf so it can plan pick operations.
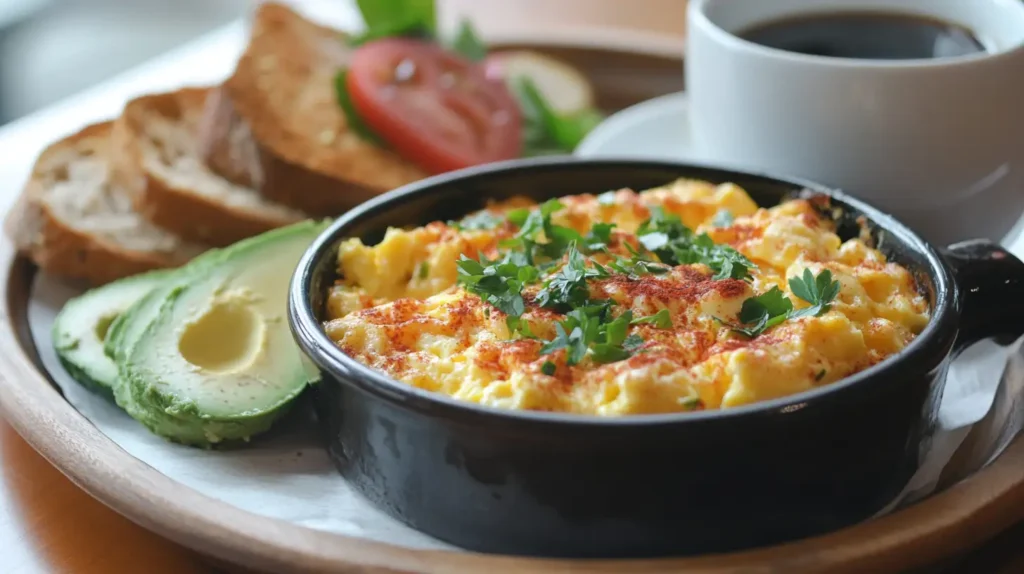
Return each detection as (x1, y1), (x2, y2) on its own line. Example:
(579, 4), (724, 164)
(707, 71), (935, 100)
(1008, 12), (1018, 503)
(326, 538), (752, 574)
(28, 276), (455, 550)
(27, 273), (1024, 549)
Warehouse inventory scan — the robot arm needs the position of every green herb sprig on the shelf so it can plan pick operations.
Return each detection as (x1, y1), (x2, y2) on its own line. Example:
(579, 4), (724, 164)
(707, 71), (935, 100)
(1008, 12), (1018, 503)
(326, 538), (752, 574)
(534, 244), (596, 310)
(592, 248), (670, 279)
(631, 309), (673, 329)
(637, 207), (755, 281)
(502, 199), (583, 264)
(455, 203), (768, 375)
(456, 236), (677, 373)
(455, 251), (539, 334)
(539, 307), (646, 366)
(513, 77), (605, 156)
(725, 286), (793, 338)
(719, 269), (841, 338)
(788, 268), (842, 319)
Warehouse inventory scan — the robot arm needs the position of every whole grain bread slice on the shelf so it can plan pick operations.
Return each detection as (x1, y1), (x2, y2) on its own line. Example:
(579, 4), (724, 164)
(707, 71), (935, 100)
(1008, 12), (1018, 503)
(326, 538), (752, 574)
(198, 2), (427, 216)
(113, 87), (307, 247)
(5, 121), (209, 286)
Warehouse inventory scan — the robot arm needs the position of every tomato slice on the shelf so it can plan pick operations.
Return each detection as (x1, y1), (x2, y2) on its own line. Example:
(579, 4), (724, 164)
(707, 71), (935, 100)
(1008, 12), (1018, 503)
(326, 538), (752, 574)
(347, 38), (522, 174)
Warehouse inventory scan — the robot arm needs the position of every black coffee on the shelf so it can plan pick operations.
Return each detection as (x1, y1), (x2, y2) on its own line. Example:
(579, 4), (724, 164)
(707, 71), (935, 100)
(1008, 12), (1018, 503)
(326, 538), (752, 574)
(739, 11), (986, 60)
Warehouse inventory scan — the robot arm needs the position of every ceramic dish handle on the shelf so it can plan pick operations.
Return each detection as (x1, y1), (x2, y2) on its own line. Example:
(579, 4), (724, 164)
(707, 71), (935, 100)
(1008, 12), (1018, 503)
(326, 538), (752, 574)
(942, 239), (1024, 350)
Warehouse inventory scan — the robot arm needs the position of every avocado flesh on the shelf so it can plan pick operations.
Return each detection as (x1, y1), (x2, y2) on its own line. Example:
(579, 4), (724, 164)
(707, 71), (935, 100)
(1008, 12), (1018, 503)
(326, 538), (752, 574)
(105, 247), (224, 365)
(104, 248), (225, 418)
(121, 221), (326, 447)
(52, 270), (172, 398)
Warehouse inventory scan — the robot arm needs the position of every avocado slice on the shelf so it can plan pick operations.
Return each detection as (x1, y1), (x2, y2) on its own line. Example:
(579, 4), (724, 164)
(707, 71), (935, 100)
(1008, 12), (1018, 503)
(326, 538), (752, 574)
(107, 268), (210, 420)
(120, 221), (327, 447)
(52, 269), (172, 398)
(104, 247), (224, 365)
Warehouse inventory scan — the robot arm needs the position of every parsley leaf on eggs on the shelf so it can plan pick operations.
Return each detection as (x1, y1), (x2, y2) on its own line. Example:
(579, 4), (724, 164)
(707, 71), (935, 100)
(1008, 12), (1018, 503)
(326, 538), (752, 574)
(719, 269), (841, 338)
(637, 207), (756, 281)
(539, 307), (647, 367)
(455, 197), (770, 373)
(631, 308), (673, 329)
(789, 268), (842, 319)
(456, 251), (539, 334)
(503, 199), (582, 263)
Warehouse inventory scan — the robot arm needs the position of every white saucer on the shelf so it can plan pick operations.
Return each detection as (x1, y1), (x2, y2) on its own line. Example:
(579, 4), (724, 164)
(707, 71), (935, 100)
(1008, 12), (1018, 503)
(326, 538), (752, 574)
(577, 91), (1024, 251)
(576, 92), (705, 161)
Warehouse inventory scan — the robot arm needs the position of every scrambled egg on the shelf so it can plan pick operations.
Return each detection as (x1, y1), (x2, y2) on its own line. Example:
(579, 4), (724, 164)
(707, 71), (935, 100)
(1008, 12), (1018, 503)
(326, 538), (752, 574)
(323, 179), (930, 415)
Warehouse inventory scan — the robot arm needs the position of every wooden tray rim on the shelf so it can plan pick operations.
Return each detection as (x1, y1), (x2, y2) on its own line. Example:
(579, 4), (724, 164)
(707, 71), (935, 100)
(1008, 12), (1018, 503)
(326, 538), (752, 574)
(485, 24), (685, 58)
(4, 245), (1024, 574)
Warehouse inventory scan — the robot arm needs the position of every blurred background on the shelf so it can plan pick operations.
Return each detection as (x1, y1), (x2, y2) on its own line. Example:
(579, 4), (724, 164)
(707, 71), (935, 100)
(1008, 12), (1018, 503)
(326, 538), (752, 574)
(0, 0), (686, 126)
(0, 0), (248, 125)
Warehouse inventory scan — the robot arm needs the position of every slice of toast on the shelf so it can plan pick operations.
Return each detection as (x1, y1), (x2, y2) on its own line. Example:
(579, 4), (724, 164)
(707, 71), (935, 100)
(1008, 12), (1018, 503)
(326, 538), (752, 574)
(112, 87), (307, 247)
(5, 121), (209, 286)
(198, 2), (427, 216)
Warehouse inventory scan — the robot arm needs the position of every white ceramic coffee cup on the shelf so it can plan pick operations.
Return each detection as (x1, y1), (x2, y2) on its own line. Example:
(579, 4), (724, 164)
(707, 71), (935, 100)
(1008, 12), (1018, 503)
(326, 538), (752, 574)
(686, 0), (1024, 246)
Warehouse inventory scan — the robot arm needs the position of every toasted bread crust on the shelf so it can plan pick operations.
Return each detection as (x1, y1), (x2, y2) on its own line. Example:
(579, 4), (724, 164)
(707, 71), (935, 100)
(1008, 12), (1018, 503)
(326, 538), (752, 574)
(7, 189), (176, 286)
(115, 87), (305, 246)
(197, 86), (260, 189)
(5, 122), (205, 286)
(208, 2), (427, 215)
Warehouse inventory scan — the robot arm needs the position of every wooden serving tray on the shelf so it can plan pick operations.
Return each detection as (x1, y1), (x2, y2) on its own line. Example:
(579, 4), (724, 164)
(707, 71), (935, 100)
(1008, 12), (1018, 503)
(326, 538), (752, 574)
(1, 36), (1024, 574)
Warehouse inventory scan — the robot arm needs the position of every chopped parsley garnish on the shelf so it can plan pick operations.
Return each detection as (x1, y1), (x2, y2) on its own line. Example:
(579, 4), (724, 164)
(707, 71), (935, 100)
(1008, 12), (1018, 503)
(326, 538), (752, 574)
(711, 209), (735, 227)
(788, 268), (842, 319)
(591, 242), (671, 279)
(454, 198), (779, 370)
(417, 261), (430, 279)
(631, 309), (673, 329)
(637, 207), (755, 281)
(815, 369), (827, 381)
(455, 251), (539, 333)
(679, 395), (703, 410)
(539, 310), (591, 365)
(457, 239), (653, 365)
(540, 307), (644, 366)
(509, 199), (568, 240)
(726, 286), (794, 338)
(719, 269), (841, 338)
(502, 199), (583, 263)
(534, 244), (595, 310)
(583, 222), (616, 252)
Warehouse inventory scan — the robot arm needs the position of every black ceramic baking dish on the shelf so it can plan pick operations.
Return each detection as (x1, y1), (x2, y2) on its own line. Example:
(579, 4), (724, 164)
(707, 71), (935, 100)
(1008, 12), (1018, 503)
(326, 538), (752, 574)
(288, 157), (1024, 558)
